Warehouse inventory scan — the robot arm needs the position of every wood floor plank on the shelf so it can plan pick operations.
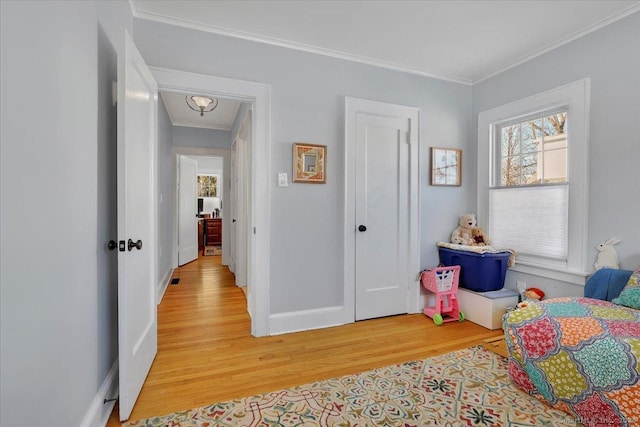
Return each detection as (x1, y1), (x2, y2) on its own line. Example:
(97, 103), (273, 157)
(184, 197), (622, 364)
(106, 255), (503, 425)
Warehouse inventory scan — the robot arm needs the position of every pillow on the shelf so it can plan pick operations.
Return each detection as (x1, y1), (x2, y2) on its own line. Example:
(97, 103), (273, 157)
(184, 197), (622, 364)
(612, 267), (640, 310)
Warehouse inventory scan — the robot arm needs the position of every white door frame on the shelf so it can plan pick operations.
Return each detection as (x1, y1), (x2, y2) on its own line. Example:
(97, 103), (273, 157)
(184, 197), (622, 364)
(344, 97), (421, 323)
(154, 67), (271, 337)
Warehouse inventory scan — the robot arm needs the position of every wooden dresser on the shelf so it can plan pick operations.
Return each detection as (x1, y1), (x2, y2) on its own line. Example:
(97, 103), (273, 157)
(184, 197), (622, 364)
(204, 218), (222, 246)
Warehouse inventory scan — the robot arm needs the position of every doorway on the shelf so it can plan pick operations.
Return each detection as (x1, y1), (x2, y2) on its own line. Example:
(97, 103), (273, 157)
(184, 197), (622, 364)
(344, 97), (421, 322)
(152, 67), (271, 337)
(177, 155), (225, 266)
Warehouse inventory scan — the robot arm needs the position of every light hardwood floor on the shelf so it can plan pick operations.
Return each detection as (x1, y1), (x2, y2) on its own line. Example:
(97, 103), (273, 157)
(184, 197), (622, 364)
(107, 255), (503, 425)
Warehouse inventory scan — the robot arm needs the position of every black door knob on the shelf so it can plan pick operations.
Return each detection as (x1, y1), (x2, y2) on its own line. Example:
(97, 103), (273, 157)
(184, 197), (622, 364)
(108, 240), (117, 251)
(128, 239), (143, 251)
(358, 225), (367, 232)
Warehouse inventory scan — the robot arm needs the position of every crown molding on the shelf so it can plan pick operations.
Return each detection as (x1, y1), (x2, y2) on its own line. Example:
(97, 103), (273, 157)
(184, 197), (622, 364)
(129, 3), (473, 86)
(474, 3), (640, 84)
(130, 1), (640, 86)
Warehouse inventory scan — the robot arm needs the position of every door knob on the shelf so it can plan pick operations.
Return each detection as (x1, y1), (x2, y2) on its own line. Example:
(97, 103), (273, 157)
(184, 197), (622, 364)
(358, 225), (367, 232)
(108, 240), (117, 251)
(128, 239), (143, 251)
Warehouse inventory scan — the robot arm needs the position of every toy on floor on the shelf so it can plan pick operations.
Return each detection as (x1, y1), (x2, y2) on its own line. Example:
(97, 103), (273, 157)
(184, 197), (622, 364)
(420, 265), (465, 325)
(594, 238), (620, 270)
(517, 287), (545, 309)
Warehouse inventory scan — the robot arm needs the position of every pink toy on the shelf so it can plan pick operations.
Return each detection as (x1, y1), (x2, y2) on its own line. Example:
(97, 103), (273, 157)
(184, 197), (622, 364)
(421, 265), (465, 325)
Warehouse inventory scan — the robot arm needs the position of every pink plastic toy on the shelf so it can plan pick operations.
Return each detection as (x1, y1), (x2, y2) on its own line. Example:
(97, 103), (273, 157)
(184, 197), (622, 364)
(420, 265), (465, 325)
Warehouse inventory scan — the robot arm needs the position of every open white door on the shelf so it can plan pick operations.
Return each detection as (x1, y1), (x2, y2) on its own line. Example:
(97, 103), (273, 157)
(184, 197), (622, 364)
(228, 141), (237, 274)
(235, 124), (248, 288)
(178, 155), (198, 265)
(117, 31), (158, 421)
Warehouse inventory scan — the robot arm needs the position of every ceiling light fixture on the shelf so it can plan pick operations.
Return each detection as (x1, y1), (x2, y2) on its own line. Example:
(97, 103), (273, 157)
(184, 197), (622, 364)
(186, 95), (219, 116)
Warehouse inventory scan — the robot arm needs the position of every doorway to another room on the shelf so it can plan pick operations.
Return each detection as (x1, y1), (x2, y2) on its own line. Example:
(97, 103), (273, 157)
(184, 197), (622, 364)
(177, 155), (224, 266)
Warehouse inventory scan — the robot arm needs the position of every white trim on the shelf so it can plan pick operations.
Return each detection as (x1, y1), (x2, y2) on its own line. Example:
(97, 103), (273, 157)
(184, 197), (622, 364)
(156, 267), (174, 305)
(269, 306), (345, 336)
(78, 361), (119, 427)
(344, 97), (421, 323)
(170, 121), (232, 132)
(474, 3), (640, 84)
(130, 2), (640, 86)
(477, 79), (590, 280)
(130, 6), (471, 85)
(153, 67), (271, 337)
(509, 262), (589, 286)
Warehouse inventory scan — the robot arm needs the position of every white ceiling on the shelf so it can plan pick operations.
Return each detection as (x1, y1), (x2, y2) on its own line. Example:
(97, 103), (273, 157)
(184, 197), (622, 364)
(160, 91), (242, 131)
(132, 0), (640, 84)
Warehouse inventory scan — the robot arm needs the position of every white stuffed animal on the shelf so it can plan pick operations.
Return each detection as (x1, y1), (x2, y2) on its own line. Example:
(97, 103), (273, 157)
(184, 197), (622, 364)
(594, 238), (621, 270)
(451, 214), (477, 246)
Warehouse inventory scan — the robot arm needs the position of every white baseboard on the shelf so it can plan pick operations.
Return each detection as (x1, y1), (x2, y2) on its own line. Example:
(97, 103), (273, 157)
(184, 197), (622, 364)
(269, 306), (345, 335)
(79, 360), (118, 427)
(156, 267), (174, 305)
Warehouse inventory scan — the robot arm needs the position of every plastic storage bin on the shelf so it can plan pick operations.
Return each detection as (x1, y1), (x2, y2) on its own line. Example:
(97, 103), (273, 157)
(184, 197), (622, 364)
(438, 247), (510, 292)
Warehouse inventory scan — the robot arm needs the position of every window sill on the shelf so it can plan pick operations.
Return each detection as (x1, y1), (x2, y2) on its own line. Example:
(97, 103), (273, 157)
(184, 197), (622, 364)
(509, 261), (590, 286)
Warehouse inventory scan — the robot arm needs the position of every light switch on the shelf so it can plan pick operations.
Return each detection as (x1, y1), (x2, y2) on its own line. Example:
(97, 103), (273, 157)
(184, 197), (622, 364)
(278, 172), (288, 187)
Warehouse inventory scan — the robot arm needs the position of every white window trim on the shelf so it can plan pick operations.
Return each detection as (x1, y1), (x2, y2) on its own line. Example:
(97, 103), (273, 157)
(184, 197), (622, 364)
(477, 79), (590, 285)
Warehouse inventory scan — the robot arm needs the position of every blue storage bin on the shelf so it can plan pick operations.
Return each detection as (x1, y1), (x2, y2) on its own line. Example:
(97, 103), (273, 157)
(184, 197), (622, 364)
(438, 247), (510, 292)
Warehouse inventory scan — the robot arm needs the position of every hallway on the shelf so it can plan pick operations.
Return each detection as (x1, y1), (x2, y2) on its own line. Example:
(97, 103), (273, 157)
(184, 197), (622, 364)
(108, 255), (501, 424)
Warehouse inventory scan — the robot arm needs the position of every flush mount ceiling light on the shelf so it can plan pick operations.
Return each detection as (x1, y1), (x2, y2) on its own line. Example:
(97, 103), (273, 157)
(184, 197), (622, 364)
(186, 95), (219, 116)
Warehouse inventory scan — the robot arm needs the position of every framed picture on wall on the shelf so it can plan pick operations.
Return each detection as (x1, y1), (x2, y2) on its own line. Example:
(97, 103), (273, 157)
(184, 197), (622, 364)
(293, 143), (326, 183)
(430, 147), (461, 186)
(197, 174), (219, 197)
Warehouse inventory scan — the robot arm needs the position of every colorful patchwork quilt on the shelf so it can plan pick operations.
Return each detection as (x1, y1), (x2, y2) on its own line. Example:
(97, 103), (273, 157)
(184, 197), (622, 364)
(503, 297), (640, 427)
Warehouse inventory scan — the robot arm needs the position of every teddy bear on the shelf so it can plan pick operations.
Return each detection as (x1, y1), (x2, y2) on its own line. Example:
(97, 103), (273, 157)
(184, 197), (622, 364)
(470, 227), (491, 246)
(451, 235), (465, 245)
(450, 213), (477, 246)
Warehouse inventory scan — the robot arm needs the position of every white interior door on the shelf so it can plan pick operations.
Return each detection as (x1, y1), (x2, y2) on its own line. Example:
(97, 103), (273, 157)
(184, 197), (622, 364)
(117, 31), (158, 421)
(354, 111), (414, 321)
(178, 155), (198, 265)
(228, 141), (237, 273)
(235, 128), (248, 288)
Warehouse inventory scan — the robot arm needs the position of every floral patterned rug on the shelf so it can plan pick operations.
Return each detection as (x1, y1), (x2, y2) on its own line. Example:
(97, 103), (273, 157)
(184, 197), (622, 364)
(125, 346), (579, 427)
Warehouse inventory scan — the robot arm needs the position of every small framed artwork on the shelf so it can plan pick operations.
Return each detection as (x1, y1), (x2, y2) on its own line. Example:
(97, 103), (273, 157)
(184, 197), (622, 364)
(430, 147), (462, 186)
(293, 143), (326, 183)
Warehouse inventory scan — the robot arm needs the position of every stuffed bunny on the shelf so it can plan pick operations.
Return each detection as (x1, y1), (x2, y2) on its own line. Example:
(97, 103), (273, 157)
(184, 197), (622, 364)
(594, 238), (620, 270)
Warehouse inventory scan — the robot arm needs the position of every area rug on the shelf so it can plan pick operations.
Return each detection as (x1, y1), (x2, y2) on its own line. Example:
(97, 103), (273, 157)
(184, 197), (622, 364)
(125, 346), (579, 426)
(203, 246), (222, 256)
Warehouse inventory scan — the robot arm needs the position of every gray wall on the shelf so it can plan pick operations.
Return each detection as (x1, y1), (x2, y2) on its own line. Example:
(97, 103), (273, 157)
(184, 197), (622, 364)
(0, 1), (132, 425)
(158, 96), (175, 289)
(172, 125), (232, 148)
(133, 19), (473, 314)
(472, 12), (640, 297)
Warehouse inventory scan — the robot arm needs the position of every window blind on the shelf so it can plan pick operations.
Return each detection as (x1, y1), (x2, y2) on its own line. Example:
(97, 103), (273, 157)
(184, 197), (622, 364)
(489, 185), (568, 259)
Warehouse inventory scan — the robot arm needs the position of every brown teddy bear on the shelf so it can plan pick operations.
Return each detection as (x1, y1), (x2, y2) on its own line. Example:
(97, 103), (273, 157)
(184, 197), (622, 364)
(470, 227), (491, 246)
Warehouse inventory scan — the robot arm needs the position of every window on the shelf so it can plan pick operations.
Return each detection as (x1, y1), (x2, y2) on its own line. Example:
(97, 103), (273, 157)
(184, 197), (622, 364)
(197, 174), (218, 197)
(477, 79), (590, 284)
(491, 110), (569, 263)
